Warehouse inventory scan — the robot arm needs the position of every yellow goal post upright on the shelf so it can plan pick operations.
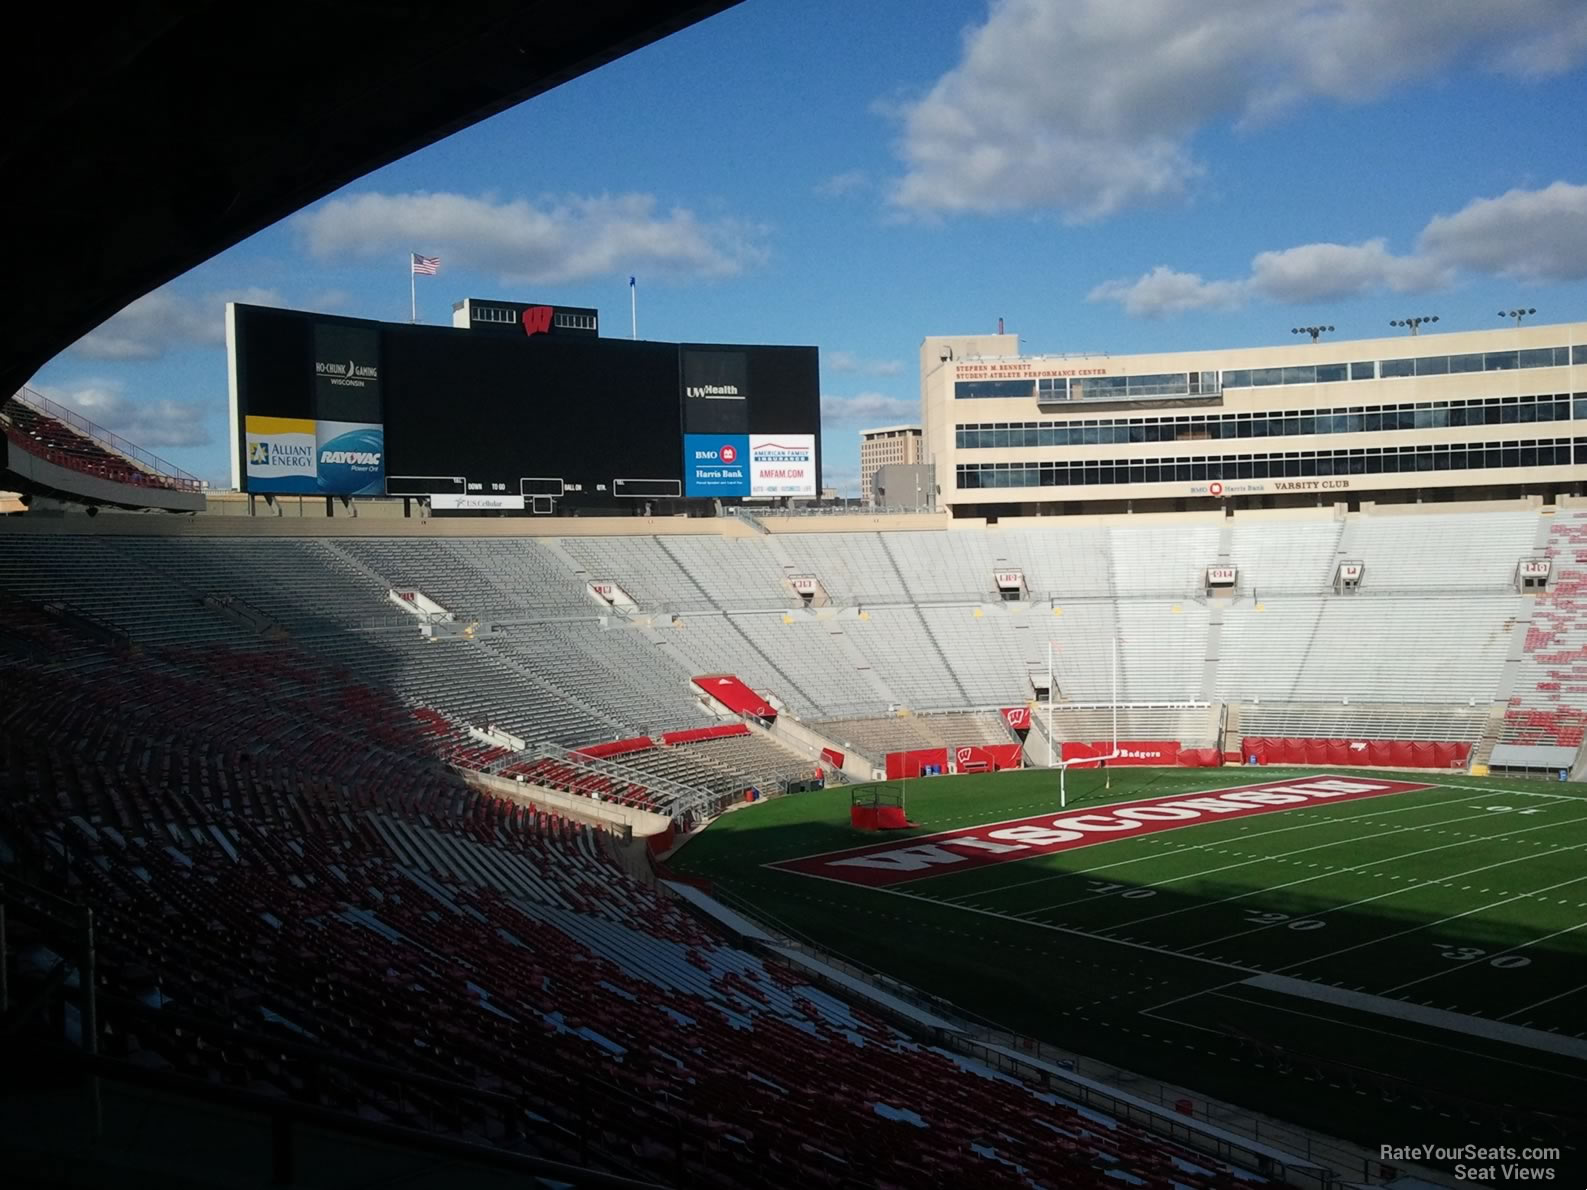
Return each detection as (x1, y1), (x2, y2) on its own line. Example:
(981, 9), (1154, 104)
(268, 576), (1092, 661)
(1047, 636), (1120, 809)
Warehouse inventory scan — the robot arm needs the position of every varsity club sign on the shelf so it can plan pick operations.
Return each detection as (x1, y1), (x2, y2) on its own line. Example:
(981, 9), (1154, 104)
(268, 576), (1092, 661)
(769, 775), (1431, 888)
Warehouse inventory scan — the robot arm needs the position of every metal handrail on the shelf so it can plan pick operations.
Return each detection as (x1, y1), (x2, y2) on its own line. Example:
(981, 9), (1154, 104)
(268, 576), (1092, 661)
(8, 386), (205, 489)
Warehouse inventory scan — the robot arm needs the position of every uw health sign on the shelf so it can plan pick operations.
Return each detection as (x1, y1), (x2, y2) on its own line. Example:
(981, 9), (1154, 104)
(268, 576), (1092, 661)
(769, 775), (1430, 888)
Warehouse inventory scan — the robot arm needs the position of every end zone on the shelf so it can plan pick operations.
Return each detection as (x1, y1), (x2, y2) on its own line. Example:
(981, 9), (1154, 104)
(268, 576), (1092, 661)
(767, 775), (1432, 888)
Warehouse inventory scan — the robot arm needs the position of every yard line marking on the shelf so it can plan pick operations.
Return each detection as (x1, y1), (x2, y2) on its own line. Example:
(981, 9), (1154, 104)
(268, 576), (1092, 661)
(1017, 802), (1523, 919)
(939, 786), (1506, 904)
(1273, 870), (1587, 975)
(1385, 919), (1587, 997)
(1175, 989), (1587, 1079)
(1497, 981), (1587, 1023)
(1077, 811), (1587, 937)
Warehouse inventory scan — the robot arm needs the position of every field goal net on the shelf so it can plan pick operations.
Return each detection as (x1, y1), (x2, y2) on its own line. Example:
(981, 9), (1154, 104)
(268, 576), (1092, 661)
(850, 784), (916, 832)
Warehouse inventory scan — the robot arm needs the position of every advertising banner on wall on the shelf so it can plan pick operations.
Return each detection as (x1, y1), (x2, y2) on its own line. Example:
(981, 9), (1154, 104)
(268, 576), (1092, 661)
(313, 323), (382, 423)
(430, 493), (525, 511)
(684, 433), (750, 497)
(682, 349), (749, 435)
(748, 434), (816, 497)
(245, 416), (384, 495)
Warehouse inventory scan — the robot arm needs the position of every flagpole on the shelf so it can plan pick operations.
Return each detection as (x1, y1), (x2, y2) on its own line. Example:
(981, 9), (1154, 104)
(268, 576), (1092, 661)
(410, 254), (417, 324)
(629, 276), (637, 340)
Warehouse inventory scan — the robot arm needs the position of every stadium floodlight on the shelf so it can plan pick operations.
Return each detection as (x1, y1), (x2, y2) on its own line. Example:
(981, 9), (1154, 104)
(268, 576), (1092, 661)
(1499, 307), (1537, 326)
(1046, 637), (1119, 808)
(1291, 325), (1333, 342)
(1389, 315), (1439, 336)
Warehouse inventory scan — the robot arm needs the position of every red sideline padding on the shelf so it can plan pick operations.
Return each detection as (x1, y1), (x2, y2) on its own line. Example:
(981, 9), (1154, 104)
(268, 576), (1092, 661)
(1241, 737), (1470, 769)
(692, 675), (777, 721)
(953, 743), (1023, 772)
(821, 746), (845, 768)
(660, 724), (750, 745)
(1002, 707), (1032, 731)
(573, 736), (655, 759)
(1179, 747), (1221, 767)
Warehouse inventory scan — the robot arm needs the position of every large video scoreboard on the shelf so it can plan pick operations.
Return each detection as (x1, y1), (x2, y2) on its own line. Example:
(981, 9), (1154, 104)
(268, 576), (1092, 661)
(227, 303), (820, 512)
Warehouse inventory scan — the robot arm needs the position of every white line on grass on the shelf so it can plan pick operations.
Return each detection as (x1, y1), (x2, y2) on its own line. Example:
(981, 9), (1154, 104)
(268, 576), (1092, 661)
(1273, 870), (1587, 975)
(1075, 811), (1587, 939)
(1498, 980), (1587, 1022)
(1016, 801), (1529, 920)
(1170, 989), (1587, 1081)
(939, 785), (1512, 905)
(1381, 918), (1587, 997)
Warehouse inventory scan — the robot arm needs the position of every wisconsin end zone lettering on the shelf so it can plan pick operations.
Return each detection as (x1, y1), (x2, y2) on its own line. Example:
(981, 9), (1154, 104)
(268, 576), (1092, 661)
(768, 776), (1431, 888)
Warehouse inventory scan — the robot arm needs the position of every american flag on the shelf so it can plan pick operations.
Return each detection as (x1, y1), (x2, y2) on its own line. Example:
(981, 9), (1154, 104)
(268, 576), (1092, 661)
(411, 253), (440, 276)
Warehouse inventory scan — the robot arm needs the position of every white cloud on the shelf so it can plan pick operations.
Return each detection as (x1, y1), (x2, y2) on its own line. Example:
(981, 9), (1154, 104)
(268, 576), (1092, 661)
(1418, 181), (1587, 282)
(294, 191), (768, 283)
(815, 170), (871, 198)
(1091, 180), (1587, 316)
(821, 392), (918, 424)
(1247, 240), (1450, 303)
(29, 381), (211, 449)
(828, 350), (904, 376)
(1088, 267), (1246, 317)
(889, 0), (1587, 220)
(73, 287), (280, 361)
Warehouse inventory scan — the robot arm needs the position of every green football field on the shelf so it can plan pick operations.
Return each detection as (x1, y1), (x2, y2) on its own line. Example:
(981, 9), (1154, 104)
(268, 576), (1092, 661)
(668, 766), (1587, 1177)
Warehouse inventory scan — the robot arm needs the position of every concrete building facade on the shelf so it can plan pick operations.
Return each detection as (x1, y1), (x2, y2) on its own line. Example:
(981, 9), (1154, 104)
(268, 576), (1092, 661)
(920, 322), (1587, 518)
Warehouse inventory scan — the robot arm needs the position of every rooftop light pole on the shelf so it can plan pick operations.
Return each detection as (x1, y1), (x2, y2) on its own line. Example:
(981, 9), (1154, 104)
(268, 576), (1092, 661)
(1499, 307), (1537, 326)
(1292, 325), (1334, 342)
(1389, 315), (1439, 336)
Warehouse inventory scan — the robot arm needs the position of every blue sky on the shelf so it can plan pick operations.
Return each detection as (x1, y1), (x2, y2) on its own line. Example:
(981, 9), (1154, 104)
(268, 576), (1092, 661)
(28, 0), (1587, 494)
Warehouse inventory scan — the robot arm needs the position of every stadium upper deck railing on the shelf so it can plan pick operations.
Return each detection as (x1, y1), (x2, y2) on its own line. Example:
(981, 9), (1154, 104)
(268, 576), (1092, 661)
(7, 386), (206, 492)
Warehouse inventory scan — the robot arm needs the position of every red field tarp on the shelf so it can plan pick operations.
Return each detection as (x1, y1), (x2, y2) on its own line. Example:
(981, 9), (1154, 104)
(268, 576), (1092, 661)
(692, 675), (777, 720)
(660, 724), (750, 745)
(1240, 737), (1470, 769)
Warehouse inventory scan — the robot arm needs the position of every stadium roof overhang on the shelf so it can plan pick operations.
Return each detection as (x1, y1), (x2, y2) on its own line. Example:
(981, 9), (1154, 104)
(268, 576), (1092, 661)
(2, 1), (741, 396)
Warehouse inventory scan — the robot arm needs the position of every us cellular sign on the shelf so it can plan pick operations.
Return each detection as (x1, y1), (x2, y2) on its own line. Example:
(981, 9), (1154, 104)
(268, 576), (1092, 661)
(770, 776), (1431, 888)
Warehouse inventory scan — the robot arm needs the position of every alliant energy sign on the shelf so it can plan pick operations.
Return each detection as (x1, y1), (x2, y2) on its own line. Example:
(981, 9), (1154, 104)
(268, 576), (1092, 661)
(769, 775), (1430, 888)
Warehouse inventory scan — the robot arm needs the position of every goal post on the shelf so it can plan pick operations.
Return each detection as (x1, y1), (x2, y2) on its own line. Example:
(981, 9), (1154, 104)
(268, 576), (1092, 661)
(1047, 636), (1121, 808)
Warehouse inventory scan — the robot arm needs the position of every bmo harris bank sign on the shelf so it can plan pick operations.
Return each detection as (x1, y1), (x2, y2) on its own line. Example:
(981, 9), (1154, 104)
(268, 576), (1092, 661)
(684, 434), (749, 497)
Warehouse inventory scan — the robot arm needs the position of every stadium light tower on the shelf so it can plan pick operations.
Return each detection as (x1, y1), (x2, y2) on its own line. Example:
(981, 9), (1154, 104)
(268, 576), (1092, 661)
(1389, 315), (1439, 336)
(1291, 325), (1333, 342)
(1499, 307), (1537, 326)
(1047, 638), (1119, 808)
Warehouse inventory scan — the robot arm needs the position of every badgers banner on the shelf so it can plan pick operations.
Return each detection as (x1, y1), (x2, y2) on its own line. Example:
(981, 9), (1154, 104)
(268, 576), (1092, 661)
(770, 775), (1431, 887)
(245, 417), (384, 495)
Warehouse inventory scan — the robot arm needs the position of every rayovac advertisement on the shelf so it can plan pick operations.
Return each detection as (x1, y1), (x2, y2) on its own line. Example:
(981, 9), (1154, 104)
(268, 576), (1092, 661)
(748, 433), (816, 497)
(245, 416), (384, 495)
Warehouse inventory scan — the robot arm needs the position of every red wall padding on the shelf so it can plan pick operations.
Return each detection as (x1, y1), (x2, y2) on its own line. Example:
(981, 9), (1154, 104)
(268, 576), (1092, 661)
(660, 724), (750, 745)
(1240, 737), (1470, 768)
(573, 736), (655, 758)
(885, 748), (948, 779)
(691, 675), (777, 720)
(821, 746), (845, 768)
(952, 743), (1024, 772)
